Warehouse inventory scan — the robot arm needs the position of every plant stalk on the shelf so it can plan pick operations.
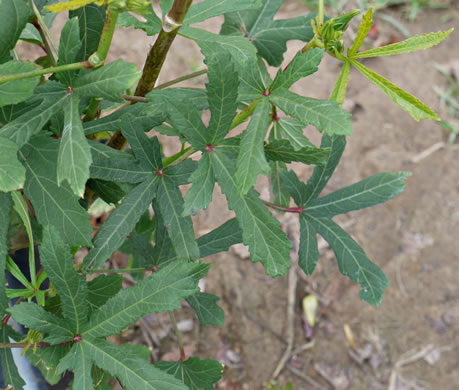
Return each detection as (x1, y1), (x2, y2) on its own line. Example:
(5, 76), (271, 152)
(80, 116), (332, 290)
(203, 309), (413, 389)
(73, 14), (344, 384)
(89, 9), (119, 67)
(169, 312), (186, 362)
(31, 0), (57, 63)
(155, 68), (207, 89)
(0, 62), (91, 83)
(263, 200), (304, 214)
(230, 99), (260, 129)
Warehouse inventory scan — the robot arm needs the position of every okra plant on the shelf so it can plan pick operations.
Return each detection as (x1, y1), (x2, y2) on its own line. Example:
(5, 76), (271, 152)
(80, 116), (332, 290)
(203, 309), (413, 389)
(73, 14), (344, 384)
(0, 0), (452, 388)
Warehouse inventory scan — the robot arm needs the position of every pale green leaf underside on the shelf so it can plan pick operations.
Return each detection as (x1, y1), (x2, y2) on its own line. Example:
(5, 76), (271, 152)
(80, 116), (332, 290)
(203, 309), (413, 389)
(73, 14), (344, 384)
(82, 261), (208, 338)
(305, 215), (389, 306)
(330, 60), (350, 105)
(352, 29), (453, 58)
(0, 137), (25, 192)
(350, 59), (439, 121)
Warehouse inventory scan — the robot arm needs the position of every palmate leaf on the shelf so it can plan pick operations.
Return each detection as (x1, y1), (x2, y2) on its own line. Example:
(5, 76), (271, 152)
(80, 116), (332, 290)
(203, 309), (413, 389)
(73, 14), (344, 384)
(304, 215), (389, 306)
(73, 60), (141, 102)
(212, 148), (291, 276)
(70, 4), (105, 61)
(155, 357), (223, 390)
(185, 0), (262, 25)
(273, 118), (314, 150)
(270, 160), (290, 207)
(235, 98), (271, 195)
(330, 60), (350, 104)
(58, 343), (94, 390)
(349, 59), (439, 121)
(352, 29), (453, 58)
(57, 17), (82, 85)
(0, 82), (68, 148)
(265, 139), (330, 165)
(221, 0), (315, 66)
(80, 339), (187, 390)
(306, 172), (411, 217)
(57, 94), (92, 197)
(82, 261), (209, 338)
(8, 303), (74, 344)
(27, 344), (71, 385)
(87, 274), (123, 314)
(238, 57), (271, 102)
(270, 48), (324, 93)
(0, 0), (33, 59)
(186, 292), (224, 326)
(0, 61), (40, 107)
(279, 170), (309, 206)
(270, 89), (352, 135)
(90, 154), (151, 184)
(118, 8), (162, 36)
(156, 174), (200, 261)
(347, 8), (373, 57)
(83, 175), (159, 272)
(0, 137), (26, 192)
(183, 152), (215, 216)
(0, 326), (25, 389)
(206, 52), (239, 143)
(21, 135), (93, 247)
(40, 226), (88, 333)
(298, 215), (320, 275)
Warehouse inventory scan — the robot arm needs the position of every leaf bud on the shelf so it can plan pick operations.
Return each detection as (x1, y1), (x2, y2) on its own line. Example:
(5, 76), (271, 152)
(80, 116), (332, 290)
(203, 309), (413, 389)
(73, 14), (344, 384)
(331, 9), (361, 33)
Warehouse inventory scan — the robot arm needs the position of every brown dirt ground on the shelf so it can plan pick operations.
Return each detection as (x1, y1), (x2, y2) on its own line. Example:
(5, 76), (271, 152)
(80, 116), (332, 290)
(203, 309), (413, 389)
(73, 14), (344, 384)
(18, 1), (459, 389)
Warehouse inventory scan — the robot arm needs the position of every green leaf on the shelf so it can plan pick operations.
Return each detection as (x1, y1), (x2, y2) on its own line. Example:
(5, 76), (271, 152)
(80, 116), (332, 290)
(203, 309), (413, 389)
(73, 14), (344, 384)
(305, 215), (389, 306)
(270, 160), (290, 207)
(81, 338), (187, 390)
(183, 153), (215, 216)
(212, 148), (291, 276)
(307, 172), (410, 217)
(73, 60), (141, 102)
(57, 94), (92, 197)
(70, 4), (105, 61)
(41, 226), (88, 333)
(83, 176), (159, 272)
(206, 52), (239, 143)
(57, 17), (82, 85)
(151, 205), (177, 265)
(0, 192), (11, 314)
(0, 61), (40, 107)
(185, 0), (262, 25)
(221, 0), (315, 66)
(353, 29), (453, 58)
(0, 0), (33, 59)
(87, 274), (123, 314)
(156, 175), (200, 261)
(197, 218), (243, 258)
(0, 82), (68, 148)
(155, 357), (223, 390)
(82, 261), (209, 338)
(298, 215), (319, 275)
(270, 89), (352, 135)
(90, 154), (151, 184)
(87, 179), (126, 204)
(21, 135), (93, 247)
(0, 137), (26, 191)
(235, 98), (271, 194)
(273, 118), (313, 150)
(279, 170), (308, 206)
(270, 48), (323, 93)
(186, 292), (224, 326)
(330, 60), (350, 105)
(8, 302), (74, 343)
(265, 139), (330, 165)
(238, 57), (271, 102)
(347, 8), (373, 57)
(27, 344), (70, 385)
(180, 26), (258, 67)
(350, 59), (439, 120)
(58, 343), (94, 390)
(117, 6), (161, 36)
(0, 326), (25, 389)
(121, 115), (162, 170)
(302, 135), (346, 205)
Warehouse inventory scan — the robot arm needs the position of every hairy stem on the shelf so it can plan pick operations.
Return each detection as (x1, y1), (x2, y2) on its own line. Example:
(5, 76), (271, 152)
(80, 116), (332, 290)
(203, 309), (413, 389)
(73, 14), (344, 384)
(169, 312), (186, 362)
(0, 62), (91, 83)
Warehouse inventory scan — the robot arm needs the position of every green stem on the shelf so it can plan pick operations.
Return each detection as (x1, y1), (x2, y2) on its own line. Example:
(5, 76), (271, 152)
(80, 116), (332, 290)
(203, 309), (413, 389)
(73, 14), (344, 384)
(89, 10), (119, 68)
(230, 99), (259, 129)
(318, 0), (325, 27)
(169, 312), (186, 362)
(155, 69), (207, 90)
(33, 21), (56, 65)
(83, 97), (103, 122)
(263, 200), (304, 214)
(0, 62), (91, 83)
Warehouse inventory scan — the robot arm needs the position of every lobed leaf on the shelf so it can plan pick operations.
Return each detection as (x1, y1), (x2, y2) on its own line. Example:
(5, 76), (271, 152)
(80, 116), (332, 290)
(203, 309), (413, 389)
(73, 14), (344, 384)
(238, 57), (271, 102)
(347, 8), (373, 57)
(57, 17), (82, 85)
(0, 193), (11, 314)
(270, 48), (324, 93)
(87, 274), (123, 314)
(82, 261), (209, 338)
(0, 61), (40, 107)
(21, 135), (93, 247)
(306, 172), (411, 217)
(40, 226), (88, 333)
(270, 160), (290, 207)
(57, 94), (92, 197)
(265, 139), (330, 165)
(235, 98), (271, 195)
(155, 357), (223, 390)
(270, 89), (352, 135)
(118, 9), (162, 36)
(197, 218), (243, 258)
(58, 343), (94, 389)
(0, 327), (25, 389)
(279, 170), (309, 206)
(186, 292), (225, 326)
(353, 29), (453, 58)
(0, 137), (26, 192)
(350, 59), (439, 121)
(298, 215), (320, 275)
(305, 215), (389, 306)
(83, 176), (159, 272)
(273, 118), (313, 150)
(330, 60), (350, 105)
